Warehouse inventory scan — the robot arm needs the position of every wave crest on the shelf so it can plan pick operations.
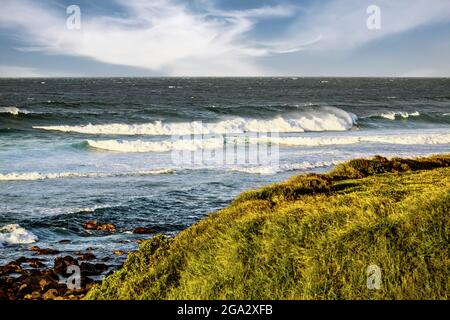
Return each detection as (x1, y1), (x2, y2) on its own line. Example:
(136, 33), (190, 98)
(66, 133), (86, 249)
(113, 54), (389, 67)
(86, 138), (224, 153)
(230, 161), (341, 175)
(364, 111), (421, 121)
(34, 107), (358, 135)
(0, 107), (29, 116)
(0, 169), (174, 181)
(0, 224), (38, 246)
(84, 131), (450, 154)
(260, 132), (450, 146)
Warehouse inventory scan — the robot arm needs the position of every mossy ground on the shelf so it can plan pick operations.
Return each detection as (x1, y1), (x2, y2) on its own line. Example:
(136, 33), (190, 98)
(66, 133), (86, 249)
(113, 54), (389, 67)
(86, 155), (450, 300)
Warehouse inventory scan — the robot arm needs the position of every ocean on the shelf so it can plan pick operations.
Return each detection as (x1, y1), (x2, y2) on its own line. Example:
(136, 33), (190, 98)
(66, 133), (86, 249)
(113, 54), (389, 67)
(1, 77), (449, 268)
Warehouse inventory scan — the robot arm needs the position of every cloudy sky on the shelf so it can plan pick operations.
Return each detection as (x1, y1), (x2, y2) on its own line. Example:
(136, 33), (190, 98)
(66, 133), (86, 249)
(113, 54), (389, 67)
(0, 0), (449, 77)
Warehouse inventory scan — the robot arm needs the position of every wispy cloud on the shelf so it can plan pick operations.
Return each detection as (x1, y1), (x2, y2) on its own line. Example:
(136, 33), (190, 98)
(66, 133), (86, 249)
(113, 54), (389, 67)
(0, 0), (303, 76)
(0, 0), (449, 76)
(284, 0), (450, 51)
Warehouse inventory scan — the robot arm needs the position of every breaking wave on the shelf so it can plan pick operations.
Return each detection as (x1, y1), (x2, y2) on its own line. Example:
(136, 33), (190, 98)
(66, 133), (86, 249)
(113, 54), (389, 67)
(363, 111), (421, 120)
(0, 107), (30, 116)
(229, 161), (342, 175)
(260, 132), (450, 146)
(0, 224), (38, 246)
(86, 138), (224, 153)
(83, 131), (450, 154)
(380, 111), (420, 120)
(33, 107), (358, 135)
(0, 169), (174, 182)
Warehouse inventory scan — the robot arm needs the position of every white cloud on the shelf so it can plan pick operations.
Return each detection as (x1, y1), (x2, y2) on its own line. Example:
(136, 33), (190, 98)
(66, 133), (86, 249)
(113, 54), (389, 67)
(0, 0), (302, 76)
(0, 0), (449, 76)
(284, 0), (450, 51)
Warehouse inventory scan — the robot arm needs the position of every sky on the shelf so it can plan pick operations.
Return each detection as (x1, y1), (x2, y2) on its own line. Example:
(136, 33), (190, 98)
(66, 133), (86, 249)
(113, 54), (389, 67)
(0, 0), (449, 77)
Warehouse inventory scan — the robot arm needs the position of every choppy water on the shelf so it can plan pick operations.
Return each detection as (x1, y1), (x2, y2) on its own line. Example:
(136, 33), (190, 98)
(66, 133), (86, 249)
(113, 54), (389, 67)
(1, 77), (449, 266)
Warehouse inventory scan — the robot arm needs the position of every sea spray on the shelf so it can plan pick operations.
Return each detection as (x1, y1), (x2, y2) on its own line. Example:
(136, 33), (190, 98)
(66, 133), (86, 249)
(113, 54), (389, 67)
(34, 106), (358, 135)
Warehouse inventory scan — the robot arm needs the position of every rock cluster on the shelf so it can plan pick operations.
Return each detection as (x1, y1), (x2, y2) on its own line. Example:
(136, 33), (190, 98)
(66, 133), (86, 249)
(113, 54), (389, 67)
(0, 221), (156, 300)
(133, 227), (155, 234)
(83, 220), (116, 232)
(0, 254), (106, 300)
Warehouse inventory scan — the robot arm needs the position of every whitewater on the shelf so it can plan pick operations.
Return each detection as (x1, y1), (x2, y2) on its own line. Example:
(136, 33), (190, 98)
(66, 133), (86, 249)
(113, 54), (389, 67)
(1, 77), (449, 267)
(34, 106), (358, 135)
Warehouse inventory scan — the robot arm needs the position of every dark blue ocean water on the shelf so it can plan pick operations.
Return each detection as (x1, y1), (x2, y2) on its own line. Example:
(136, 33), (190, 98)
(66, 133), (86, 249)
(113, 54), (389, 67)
(1, 78), (449, 267)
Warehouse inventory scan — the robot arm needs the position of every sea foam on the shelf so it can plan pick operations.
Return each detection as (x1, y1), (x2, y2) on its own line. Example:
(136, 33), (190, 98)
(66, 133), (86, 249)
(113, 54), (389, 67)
(229, 161), (342, 175)
(34, 107), (358, 135)
(365, 111), (421, 120)
(83, 131), (450, 154)
(0, 107), (29, 115)
(86, 137), (224, 153)
(0, 224), (38, 246)
(250, 132), (450, 147)
(0, 169), (174, 182)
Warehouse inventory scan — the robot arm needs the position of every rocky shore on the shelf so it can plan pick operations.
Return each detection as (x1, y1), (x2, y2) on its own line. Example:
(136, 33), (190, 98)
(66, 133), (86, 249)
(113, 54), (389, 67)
(86, 155), (450, 300)
(0, 220), (155, 300)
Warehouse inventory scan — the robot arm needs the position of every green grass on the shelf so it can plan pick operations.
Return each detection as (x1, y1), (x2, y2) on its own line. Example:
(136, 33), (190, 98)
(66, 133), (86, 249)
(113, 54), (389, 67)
(86, 154), (450, 300)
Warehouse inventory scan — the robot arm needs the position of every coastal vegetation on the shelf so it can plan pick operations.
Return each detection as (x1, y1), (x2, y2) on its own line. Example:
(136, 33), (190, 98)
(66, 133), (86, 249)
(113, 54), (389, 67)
(86, 154), (450, 300)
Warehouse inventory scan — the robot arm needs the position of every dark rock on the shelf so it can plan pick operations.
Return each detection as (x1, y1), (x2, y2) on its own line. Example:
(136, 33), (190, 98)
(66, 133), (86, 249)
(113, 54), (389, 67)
(77, 252), (96, 261)
(31, 246), (60, 255)
(84, 220), (116, 232)
(83, 220), (97, 230)
(0, 263), (22, 275)
(80, 262), (108, 276)
(58, 239), (71, 243)
(82, 276), (95, 285)
(0, 242), (121, 300)
(133, 227), (155, 234)
(14, 257), (28, 264)
(0, 288), (8, 300)
(54, 256), (78, 274)
(20, 274), (45, 292)
(56, 283), (68, 296)
(24, 291), (41, 300)
(39, 276), (58, 291)
(113, 250), (126, 256)
(17, 283), (32, 298)
(43, 288), (59, 300)
(27, 258), (45, 268)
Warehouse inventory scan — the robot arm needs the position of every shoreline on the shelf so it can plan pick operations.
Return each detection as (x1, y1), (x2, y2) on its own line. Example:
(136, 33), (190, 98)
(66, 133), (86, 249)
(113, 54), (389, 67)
(1, 154), (449, 300)
(87, 154), (449, 300)
(0, 223), (156, 300)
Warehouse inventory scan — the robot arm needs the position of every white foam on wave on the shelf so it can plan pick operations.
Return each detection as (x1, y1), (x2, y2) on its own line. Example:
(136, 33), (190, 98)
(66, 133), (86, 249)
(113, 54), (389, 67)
(86, 137), (224, 153)
(0, 107), (29, 115)
(248, 131), (450, 147)
(0, 224), (38, 246)
(0, 169), (174, 182)
(33, 107), (358, 135)
(378, 111), (420, 120)
(229, 161), (342, 175)
(83, 130), (450, 154)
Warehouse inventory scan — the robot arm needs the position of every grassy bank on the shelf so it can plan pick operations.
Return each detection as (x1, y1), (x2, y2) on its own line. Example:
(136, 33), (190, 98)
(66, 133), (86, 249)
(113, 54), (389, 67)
(86, 155), (450, 300)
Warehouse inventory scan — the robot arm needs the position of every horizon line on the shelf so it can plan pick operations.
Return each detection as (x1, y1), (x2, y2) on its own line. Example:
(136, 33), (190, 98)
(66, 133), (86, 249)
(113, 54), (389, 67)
(1, 76), (449, 79)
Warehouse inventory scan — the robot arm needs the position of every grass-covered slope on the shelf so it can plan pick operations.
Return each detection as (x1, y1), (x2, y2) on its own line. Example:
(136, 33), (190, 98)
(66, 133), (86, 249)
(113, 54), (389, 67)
(87, 155), (450, 300)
